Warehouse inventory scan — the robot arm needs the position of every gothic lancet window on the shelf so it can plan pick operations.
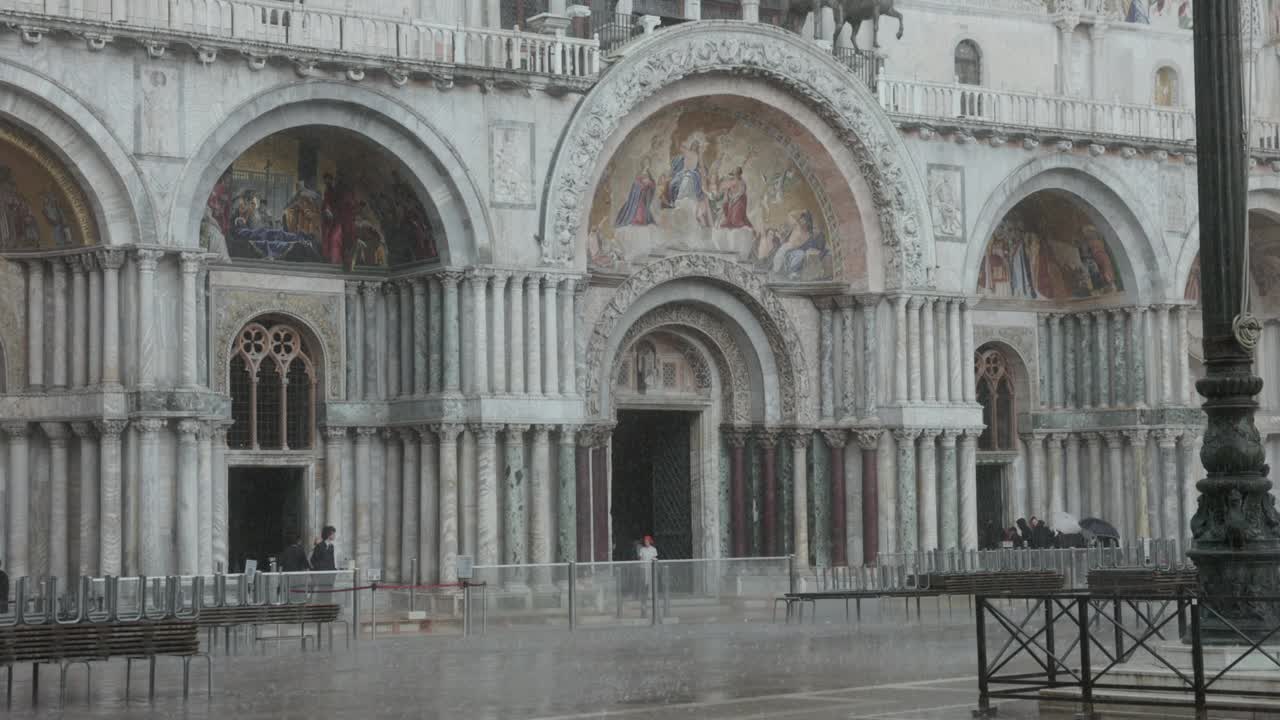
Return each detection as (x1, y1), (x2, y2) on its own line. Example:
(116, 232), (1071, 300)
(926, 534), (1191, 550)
(228, 321), (317, 450)
(955, 40), (982, 86)
(975, 347), (1015, 451)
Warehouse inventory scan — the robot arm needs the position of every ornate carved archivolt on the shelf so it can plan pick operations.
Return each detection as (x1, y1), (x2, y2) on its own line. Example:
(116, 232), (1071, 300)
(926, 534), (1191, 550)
(540, 21), (930, 288)
(585, 253), (811, 423)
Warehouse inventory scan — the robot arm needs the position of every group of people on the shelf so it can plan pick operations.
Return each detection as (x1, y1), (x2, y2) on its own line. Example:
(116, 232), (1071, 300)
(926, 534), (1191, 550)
(1000, 516), (1087, 550)
(275, 525), (340, 573)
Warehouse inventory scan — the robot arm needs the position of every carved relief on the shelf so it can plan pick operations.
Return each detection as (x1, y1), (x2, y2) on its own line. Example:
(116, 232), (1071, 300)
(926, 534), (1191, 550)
(542, 23), (928, 288)
(927, 164), (965, 242)
(491, 121), (536, 208)
(1163, 165), (1187, 231)
(134, 60), (184, 157)
(211, 287), (345, 400)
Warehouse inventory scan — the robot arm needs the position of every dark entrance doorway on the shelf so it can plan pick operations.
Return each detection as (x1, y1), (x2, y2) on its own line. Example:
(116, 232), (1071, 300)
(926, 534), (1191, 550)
(228, 466), (305, 573)
(976, 464), (1007, 549)
(610, 410), (694, 562)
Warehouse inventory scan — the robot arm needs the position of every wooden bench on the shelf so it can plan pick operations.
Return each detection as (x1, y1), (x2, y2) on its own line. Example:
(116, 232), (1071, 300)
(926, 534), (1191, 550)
(196, 604), (344, 652)
(0, 620), (206, 707)
(773, 588), (946, 624)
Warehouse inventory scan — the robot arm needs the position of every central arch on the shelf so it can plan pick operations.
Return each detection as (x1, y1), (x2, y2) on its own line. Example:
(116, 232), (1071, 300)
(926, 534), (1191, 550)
(542, 21), (933, 289)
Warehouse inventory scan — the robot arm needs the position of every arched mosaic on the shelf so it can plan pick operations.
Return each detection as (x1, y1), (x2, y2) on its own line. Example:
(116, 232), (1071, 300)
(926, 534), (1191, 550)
(0, 121), (98, 250)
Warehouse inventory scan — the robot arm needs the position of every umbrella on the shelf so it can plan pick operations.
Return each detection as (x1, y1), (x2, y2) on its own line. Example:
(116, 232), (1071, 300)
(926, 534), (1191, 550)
(1050, 511), (1082, 535)
(1079, 517), (1120, 541)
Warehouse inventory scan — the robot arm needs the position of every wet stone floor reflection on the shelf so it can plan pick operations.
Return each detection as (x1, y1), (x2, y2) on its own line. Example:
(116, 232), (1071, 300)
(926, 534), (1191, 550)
(5, 605), (1041, 719)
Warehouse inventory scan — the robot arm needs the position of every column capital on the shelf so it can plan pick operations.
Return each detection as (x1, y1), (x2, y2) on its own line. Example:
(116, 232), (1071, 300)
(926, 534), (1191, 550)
(345, 280), (361, 298)
(473, 423), (502, 444)
(1123, 428), (1150, 445)
(135, 417), (166, 434)
(431, 423), (465, 442)
(527, 273), (547, 289)
(812, 296), (836, 311)
(321, 425), (349, 442)
(786, 429), (812, 449)
(354, 426), (378, 439)
(891, 427), (922, 443)
(855, 293), (882, 310)
(438, 271), (464, 288)
(1127, 305), (1146, 317)
(724, 427), (750, 448)
(1180, 428), (1203, 445)
(97, 248), (126, 270)
(918, 427), (942, 440)
(558, 424), (580, 444)
(411, 276), (427, 296)
(832, 295), (857, 310)
(178, 252), (204, 275)
(853, 428), (883, 450)
(1154, 428), (1180, 448)
(505, 424), (532, 443)
(530, 424), (553, 442)
(1150, 303), (1174, 312)
(397, 426), (418, 443)
(1055, 13), (1079, 32)
(392, 277), (415, 292)
(1100, 430), (1124, 448)
(414, 424), (436, 442)
(359, 281), (381, 299)
(177, 419), (202, 438)
(820, 428), (848, 448)
(1020, 431), (1047, 445)
(381, 280), (400, 297)
(49, 257), (68, 277)
(1089, 309), (1109, 320)
(40, 421), (69, 443)
(489, 269), (512, 286)
(1108, 307), (1127, 320)
(380, 427), (398, 442)
(754, 428), (782, 449)
(134, 247), (164, 271)
(69, 422), (95, 439)
(557, 276), (577, 295)
(906, 295), (925, 311)
(80, 252), (99, 272)
(94, 419), (128, 439)
(464, 267), (492, 284)
(1047, 432), (1068, 446)
(963, 427), (985, 441)
(940, 428), (961, 446)
(1080, 431), (1101, 445)
(1088, 19), (1109, 39)
(64, 254), (87, 274)
(1, 421), (29, 438)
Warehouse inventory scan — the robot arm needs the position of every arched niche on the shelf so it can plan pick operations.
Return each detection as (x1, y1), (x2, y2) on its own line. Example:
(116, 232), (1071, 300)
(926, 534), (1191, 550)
(201, 125), (444, 270)
(975, 190), (1130, 303)
(974, 341), (1030, 452)
(0, 120), (100, 251)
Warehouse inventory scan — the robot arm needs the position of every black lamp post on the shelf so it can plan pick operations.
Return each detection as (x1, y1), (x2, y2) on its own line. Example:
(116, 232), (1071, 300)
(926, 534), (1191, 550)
(1188, 0), (1280, 643)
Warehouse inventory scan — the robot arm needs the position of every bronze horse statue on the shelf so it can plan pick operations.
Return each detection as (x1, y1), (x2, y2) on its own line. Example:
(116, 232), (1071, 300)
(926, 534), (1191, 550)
(785, 0), (904, 52)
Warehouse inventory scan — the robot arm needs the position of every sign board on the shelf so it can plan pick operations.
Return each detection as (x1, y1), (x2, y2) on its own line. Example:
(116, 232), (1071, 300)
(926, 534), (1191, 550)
(456, 555), (474, 581)
(366, 568), (382, 581)
(244, 559), (258, 580)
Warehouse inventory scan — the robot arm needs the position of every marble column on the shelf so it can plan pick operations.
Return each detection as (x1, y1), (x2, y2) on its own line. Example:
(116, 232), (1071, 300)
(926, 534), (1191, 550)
(1050, 314), (1064, 408)
(823, 430), (848, 565)
(354, 427), (375, 570)
(741, 0), (759, 21)
(459, 431), (476, 558)
(727, 429), (749, 557)
(70, 423), (98, 576)
(559, 280), (576, 395)
(1126, 429), (1151, 538)
(542, 277), (559, 396)
(41, 423), (69, 580)
(473, 424), (500, 566)
(892, 296), (908, 403)
(94, 420), (126, 576)
(854, 431), (881, 561)
(441, 273), (462, 393)
(345, 283), (361, 400)
(1179, 431), (1200, 554)
(907, 297), (922, 403)
(758, 430), (781, 556)
(413, 280), (428, 396)
(959, 429), (979, 550)
(418, 427), (439, 582)
(1175, 305), (1191, 405)
(383, 429), (402, 580)
(1156, 429), (1180, 543)
(174, 420), (199, 575)
(961, 299), (977, 402)
(490, 273), (510, 394)
(1102, 432), (1125, 535)
(400, 429), (419, 579)
(178, 253), (201, 388)
(526, 276), (542, 395)
(68, 257), (88, 388)
(24, 262), (43, 389)
(1089, 21), (1109, 99)
(1079, 314), (1094, 408)
(322, 427), (346, 542)
(916, 430), (939, 551)
(136, 418), (164, 574)
(1082, 433), (1104, 518)
(840, 300), (857, 419)
(1092, 311), (1110, 408)
(575, 429), (593, 562)
(1129, 306), (1148, 406)
(509, 274), (526, 395)
(893, 429), (921, 554)
(877, 434), (895, 553)
(789, 431), (811, 565)
(1046, 433), (1065, 517)
(212, 422), (230, 572)
(504, 425), (530, 564)
(1063, 314), (1076, 407)
(1111, 309), (1128, 407)
(434, 424), (463, 583)
(939, 299), (955, 403)
(97, 252), (124, 386)
(557, 426), (578, 563)
(129, 254), (157, 383)
(197, 424), (213, 573)
(3, 423), (28, 575)
(819, 301), (835, 420)
(469, 271), (490, 394)
(49, 260), (68, 389)
(429, 277), (444, 394)
(530, 426), (553, 569)
(937, 430), (958, 551)
(392, 281), (407, 397)
(1038, 315), (1051, 405)
(360, 283), (379, 398)
(922, 299), (937, 403)
(1064, 433), (1082, 517)
(1154, 305), (1172, 406)
(1025, 433), (1046, 517)
(862, 296), (880, 416)
(1056, 16), (1076, 95)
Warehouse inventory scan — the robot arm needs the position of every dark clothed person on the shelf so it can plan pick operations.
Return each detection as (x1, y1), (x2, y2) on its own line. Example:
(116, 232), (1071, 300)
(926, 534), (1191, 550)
(280, 541), (310, 573)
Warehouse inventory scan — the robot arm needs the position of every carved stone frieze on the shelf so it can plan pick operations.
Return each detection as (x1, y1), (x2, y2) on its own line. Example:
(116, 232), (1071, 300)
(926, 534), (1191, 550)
(583, 254), (811, 423)
(539, 22), (929, 288)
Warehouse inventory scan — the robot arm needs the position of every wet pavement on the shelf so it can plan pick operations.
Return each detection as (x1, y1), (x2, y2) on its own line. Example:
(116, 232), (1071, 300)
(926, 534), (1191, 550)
(4, 615), (1041, 719)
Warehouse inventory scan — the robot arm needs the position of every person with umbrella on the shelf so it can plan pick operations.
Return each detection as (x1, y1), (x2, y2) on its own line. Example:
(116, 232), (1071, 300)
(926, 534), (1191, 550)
(1050, 511), (1088, 549)
(1078, 517), (1121, 547)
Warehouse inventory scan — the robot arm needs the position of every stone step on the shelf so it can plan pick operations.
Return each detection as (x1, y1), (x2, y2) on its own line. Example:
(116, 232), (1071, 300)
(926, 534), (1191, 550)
(1039, 685), (1280, 719)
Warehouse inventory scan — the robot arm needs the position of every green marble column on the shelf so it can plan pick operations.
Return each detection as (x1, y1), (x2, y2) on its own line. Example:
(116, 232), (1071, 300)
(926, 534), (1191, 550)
(811, 431), (831, 566)
(718, 438), (731, 558)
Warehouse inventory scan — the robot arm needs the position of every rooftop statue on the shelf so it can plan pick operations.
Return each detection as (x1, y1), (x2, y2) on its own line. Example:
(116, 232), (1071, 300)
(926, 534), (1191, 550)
(786, 0), (905, 51)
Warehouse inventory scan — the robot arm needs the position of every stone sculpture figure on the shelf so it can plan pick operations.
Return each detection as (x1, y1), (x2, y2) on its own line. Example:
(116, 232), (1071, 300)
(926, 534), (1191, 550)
(838, 0), (905, 51)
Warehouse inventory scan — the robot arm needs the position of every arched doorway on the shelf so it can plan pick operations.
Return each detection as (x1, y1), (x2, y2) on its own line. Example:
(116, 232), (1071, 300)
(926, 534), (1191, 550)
(974, 342), (1029, 548)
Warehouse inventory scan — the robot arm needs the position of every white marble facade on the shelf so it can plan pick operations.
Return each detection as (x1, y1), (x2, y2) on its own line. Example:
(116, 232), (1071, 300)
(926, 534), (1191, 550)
(0, 1), (1278, 579)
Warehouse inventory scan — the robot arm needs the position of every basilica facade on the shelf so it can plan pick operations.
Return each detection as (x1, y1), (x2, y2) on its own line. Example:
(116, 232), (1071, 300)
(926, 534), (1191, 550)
(0, 0), (1278, 582)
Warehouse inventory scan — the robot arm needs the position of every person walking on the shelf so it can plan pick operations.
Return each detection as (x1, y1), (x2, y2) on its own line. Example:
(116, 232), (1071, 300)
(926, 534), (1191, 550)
(310, 526), (337, 571)
(280, 531), (310, 572)
(637, 535), (658, 617)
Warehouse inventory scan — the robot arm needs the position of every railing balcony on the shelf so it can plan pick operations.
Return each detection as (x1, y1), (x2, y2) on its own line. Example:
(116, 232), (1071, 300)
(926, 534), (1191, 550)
(0, 0), (601, 79)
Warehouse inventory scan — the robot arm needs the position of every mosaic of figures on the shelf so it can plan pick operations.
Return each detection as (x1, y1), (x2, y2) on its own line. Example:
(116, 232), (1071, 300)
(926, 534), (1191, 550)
(1122, 0), (1192, 27)
(1185, 214), (1280, 309)
(588, 105), (835, 282)
(978, 191), (1124, 301)
(0, 126), (93, 251)
(202, 127), (439, 270)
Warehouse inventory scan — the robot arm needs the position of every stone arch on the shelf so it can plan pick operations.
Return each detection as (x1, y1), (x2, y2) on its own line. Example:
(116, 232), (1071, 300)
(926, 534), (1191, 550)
(214, 306), (337, 401)
(542, 21), (932, 288)
(0, 63), (154, 247)
(1175, 181), (1280, 304)
(173, 81), (490, 265)
(965, 155), (1167, 304)
(612, 305), (754, 425)
(585, 253), (811, 424)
